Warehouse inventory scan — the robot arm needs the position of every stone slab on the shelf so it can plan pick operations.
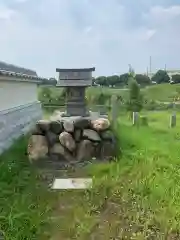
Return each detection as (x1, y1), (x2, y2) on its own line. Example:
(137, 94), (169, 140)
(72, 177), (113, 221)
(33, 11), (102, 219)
(53, 112), (108, 122)
(51, 178), (92, 189)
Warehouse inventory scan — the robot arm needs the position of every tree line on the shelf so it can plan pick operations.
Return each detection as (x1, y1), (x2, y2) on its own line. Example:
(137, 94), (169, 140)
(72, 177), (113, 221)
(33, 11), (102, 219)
(40, 69), (180, 86)
(93, 73), (150, 87)
(93, 70), (180, 87)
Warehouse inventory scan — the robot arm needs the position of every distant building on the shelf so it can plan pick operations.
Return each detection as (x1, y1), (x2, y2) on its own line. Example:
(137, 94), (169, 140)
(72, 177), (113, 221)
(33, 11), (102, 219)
(166, 70), (180, 79)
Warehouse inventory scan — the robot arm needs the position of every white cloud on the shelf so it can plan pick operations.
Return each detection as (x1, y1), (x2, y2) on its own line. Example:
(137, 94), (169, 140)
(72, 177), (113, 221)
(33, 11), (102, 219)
(84, 26), (93, 34)
(0, 0), (179, 77)
(143, 5), (180, 61)
(146, 29), (157, 39)
(0, 5), (15, 20)
(141, 29), (157, 41)
(143, 5), (180, 27)
(149, 5), (180, 18)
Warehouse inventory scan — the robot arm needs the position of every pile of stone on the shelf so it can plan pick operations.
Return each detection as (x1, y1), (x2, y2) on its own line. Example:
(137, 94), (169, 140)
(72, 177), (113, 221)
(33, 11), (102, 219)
(27, 115), (117, 164)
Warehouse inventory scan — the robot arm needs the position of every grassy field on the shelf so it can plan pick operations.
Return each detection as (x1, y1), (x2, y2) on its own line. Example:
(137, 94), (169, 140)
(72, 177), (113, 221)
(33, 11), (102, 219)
(87, 83), (180, 102)
(1, 111), (180, 239)
(96, 83), (180, 100)
(39, 83), (180, 104)
(142, 83), (180, 102)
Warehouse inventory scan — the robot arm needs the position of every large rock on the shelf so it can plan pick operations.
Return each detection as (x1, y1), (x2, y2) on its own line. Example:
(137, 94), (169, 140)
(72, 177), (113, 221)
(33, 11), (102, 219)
(63, 120), (74, 133)
(59, 132), (76, 152)
(49, 143), (75, 161)
(91, 118), (110, 131)
(31, 124), (43, 135)
(27, 135), (48, 162)
(46, 131), (59, 146)
(50, 120), (63, 134)
(94, 144), (101, 159)
(76, 140), (94, 161)
(83, 129), (101, 142)
(100, 130), (115, 142)
(74, 129), (82, 142)
(74, 117), (91, 129)
(37, 120), (50, 133)
(100, 141), (116, 160)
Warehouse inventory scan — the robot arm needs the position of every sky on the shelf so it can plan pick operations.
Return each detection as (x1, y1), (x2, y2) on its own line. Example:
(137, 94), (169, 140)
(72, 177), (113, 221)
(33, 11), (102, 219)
(0, 0), (180, 78)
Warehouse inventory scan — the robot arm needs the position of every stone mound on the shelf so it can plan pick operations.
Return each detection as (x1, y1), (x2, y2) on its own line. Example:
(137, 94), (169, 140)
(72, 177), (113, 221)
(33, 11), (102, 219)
(27, 115), (117, 167)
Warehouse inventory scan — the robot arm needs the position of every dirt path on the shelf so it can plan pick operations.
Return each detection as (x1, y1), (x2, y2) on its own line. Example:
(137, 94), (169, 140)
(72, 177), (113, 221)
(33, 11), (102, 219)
(38, 166), (91, 240)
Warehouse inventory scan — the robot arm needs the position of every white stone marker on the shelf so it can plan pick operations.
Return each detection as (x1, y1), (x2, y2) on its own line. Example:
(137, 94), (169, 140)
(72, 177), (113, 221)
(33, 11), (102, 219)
(51, 178), (92, 190)
(170, 103), (176, 128)
(133, 112), (139, 126)
(170, 113), (176, 128)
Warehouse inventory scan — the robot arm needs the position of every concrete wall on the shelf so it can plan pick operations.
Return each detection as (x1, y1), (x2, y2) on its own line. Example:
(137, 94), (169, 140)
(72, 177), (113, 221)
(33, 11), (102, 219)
(0, 80), (38, 111)
(0, 79), (42, 154)
(0, 101), (42, 154)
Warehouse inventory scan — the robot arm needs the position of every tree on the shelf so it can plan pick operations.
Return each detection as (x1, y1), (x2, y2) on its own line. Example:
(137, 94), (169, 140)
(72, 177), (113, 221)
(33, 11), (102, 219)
(107, 75), (120, 87)
(126, 78), (143, 112)
(41, 87), (51, 98)
(135, 74), (151, 86)
(151, 70), (170, 84)
(119, 73), (129, 85)
(38, 87), (52, 104)
(94, 76), (107, 86)
(49, 78), (57, 85)
(92, 77), (96, 86)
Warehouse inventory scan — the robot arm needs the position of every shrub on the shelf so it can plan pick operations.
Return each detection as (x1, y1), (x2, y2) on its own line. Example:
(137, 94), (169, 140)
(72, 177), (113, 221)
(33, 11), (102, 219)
(126, 78), (143, 112)
(135, 74), (151, 86)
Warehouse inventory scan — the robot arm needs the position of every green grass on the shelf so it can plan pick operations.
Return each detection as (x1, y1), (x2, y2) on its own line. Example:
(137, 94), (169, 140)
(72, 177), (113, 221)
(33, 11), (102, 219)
(142, 83), (180, 102)
(87, 86), (128, 97)
(39, 84), (180, 108)
(0, 137), (58, 240)
(1, 111), (180, 239)
(87, 83), (180, 102)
